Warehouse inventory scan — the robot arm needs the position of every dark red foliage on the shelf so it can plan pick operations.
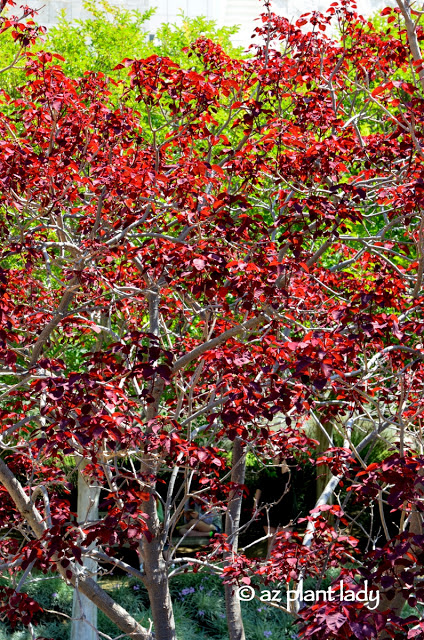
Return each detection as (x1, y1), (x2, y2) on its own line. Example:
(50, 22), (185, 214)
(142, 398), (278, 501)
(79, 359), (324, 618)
(0, 0), (424, 637)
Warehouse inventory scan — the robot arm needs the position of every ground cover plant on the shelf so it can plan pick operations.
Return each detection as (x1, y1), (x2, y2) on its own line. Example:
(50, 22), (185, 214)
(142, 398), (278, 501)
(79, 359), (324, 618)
(0, 571), (303, 640)
(1, 0), (424, 639)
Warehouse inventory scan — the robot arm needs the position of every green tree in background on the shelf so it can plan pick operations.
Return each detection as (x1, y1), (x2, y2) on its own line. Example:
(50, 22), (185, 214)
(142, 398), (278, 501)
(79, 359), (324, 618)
(44, 0), (156, 77)
(0, 0), (243, 97)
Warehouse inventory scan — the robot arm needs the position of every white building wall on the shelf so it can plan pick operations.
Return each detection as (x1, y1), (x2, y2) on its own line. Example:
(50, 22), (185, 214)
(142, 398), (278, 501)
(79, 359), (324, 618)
(146, 0), (224, 33)
(24, 0), (394, 46)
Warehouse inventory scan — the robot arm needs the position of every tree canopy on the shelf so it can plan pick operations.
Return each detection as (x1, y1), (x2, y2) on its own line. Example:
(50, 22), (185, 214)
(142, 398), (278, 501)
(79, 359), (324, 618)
(1, 1), (424, 639)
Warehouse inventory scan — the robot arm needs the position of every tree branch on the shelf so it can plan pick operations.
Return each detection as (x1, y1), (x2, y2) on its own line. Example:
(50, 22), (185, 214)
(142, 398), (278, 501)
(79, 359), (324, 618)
(172, 315), (267, 374)
(0, 458), (152, 640)
(29, 279), (80, 368)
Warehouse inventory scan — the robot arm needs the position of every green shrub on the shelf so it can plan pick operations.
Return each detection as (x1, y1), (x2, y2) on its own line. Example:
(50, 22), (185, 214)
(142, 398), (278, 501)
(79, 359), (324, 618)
(24, 575), (72, 614)
(0, 570), (303, 639)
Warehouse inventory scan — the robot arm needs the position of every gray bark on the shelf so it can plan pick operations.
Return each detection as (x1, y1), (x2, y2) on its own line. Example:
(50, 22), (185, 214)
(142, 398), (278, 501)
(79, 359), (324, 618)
(224, 437), (247, 640)
(138, 286), (177, 640)
(141, 518), (176, 640)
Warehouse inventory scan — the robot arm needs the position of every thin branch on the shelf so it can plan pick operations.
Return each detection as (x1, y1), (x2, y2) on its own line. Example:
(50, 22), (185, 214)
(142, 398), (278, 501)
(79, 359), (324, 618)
(172, 315), (267, 374)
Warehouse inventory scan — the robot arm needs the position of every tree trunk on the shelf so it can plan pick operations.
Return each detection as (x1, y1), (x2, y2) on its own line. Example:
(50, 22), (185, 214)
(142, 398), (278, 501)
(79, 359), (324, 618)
(0, 456), (152, 640)
(71, 460), (101, 640)
(224, 437), (247, 640)
(139, 446), (177, 640)
(142, 524), (176, 640)
(138, 287), (177, 640)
